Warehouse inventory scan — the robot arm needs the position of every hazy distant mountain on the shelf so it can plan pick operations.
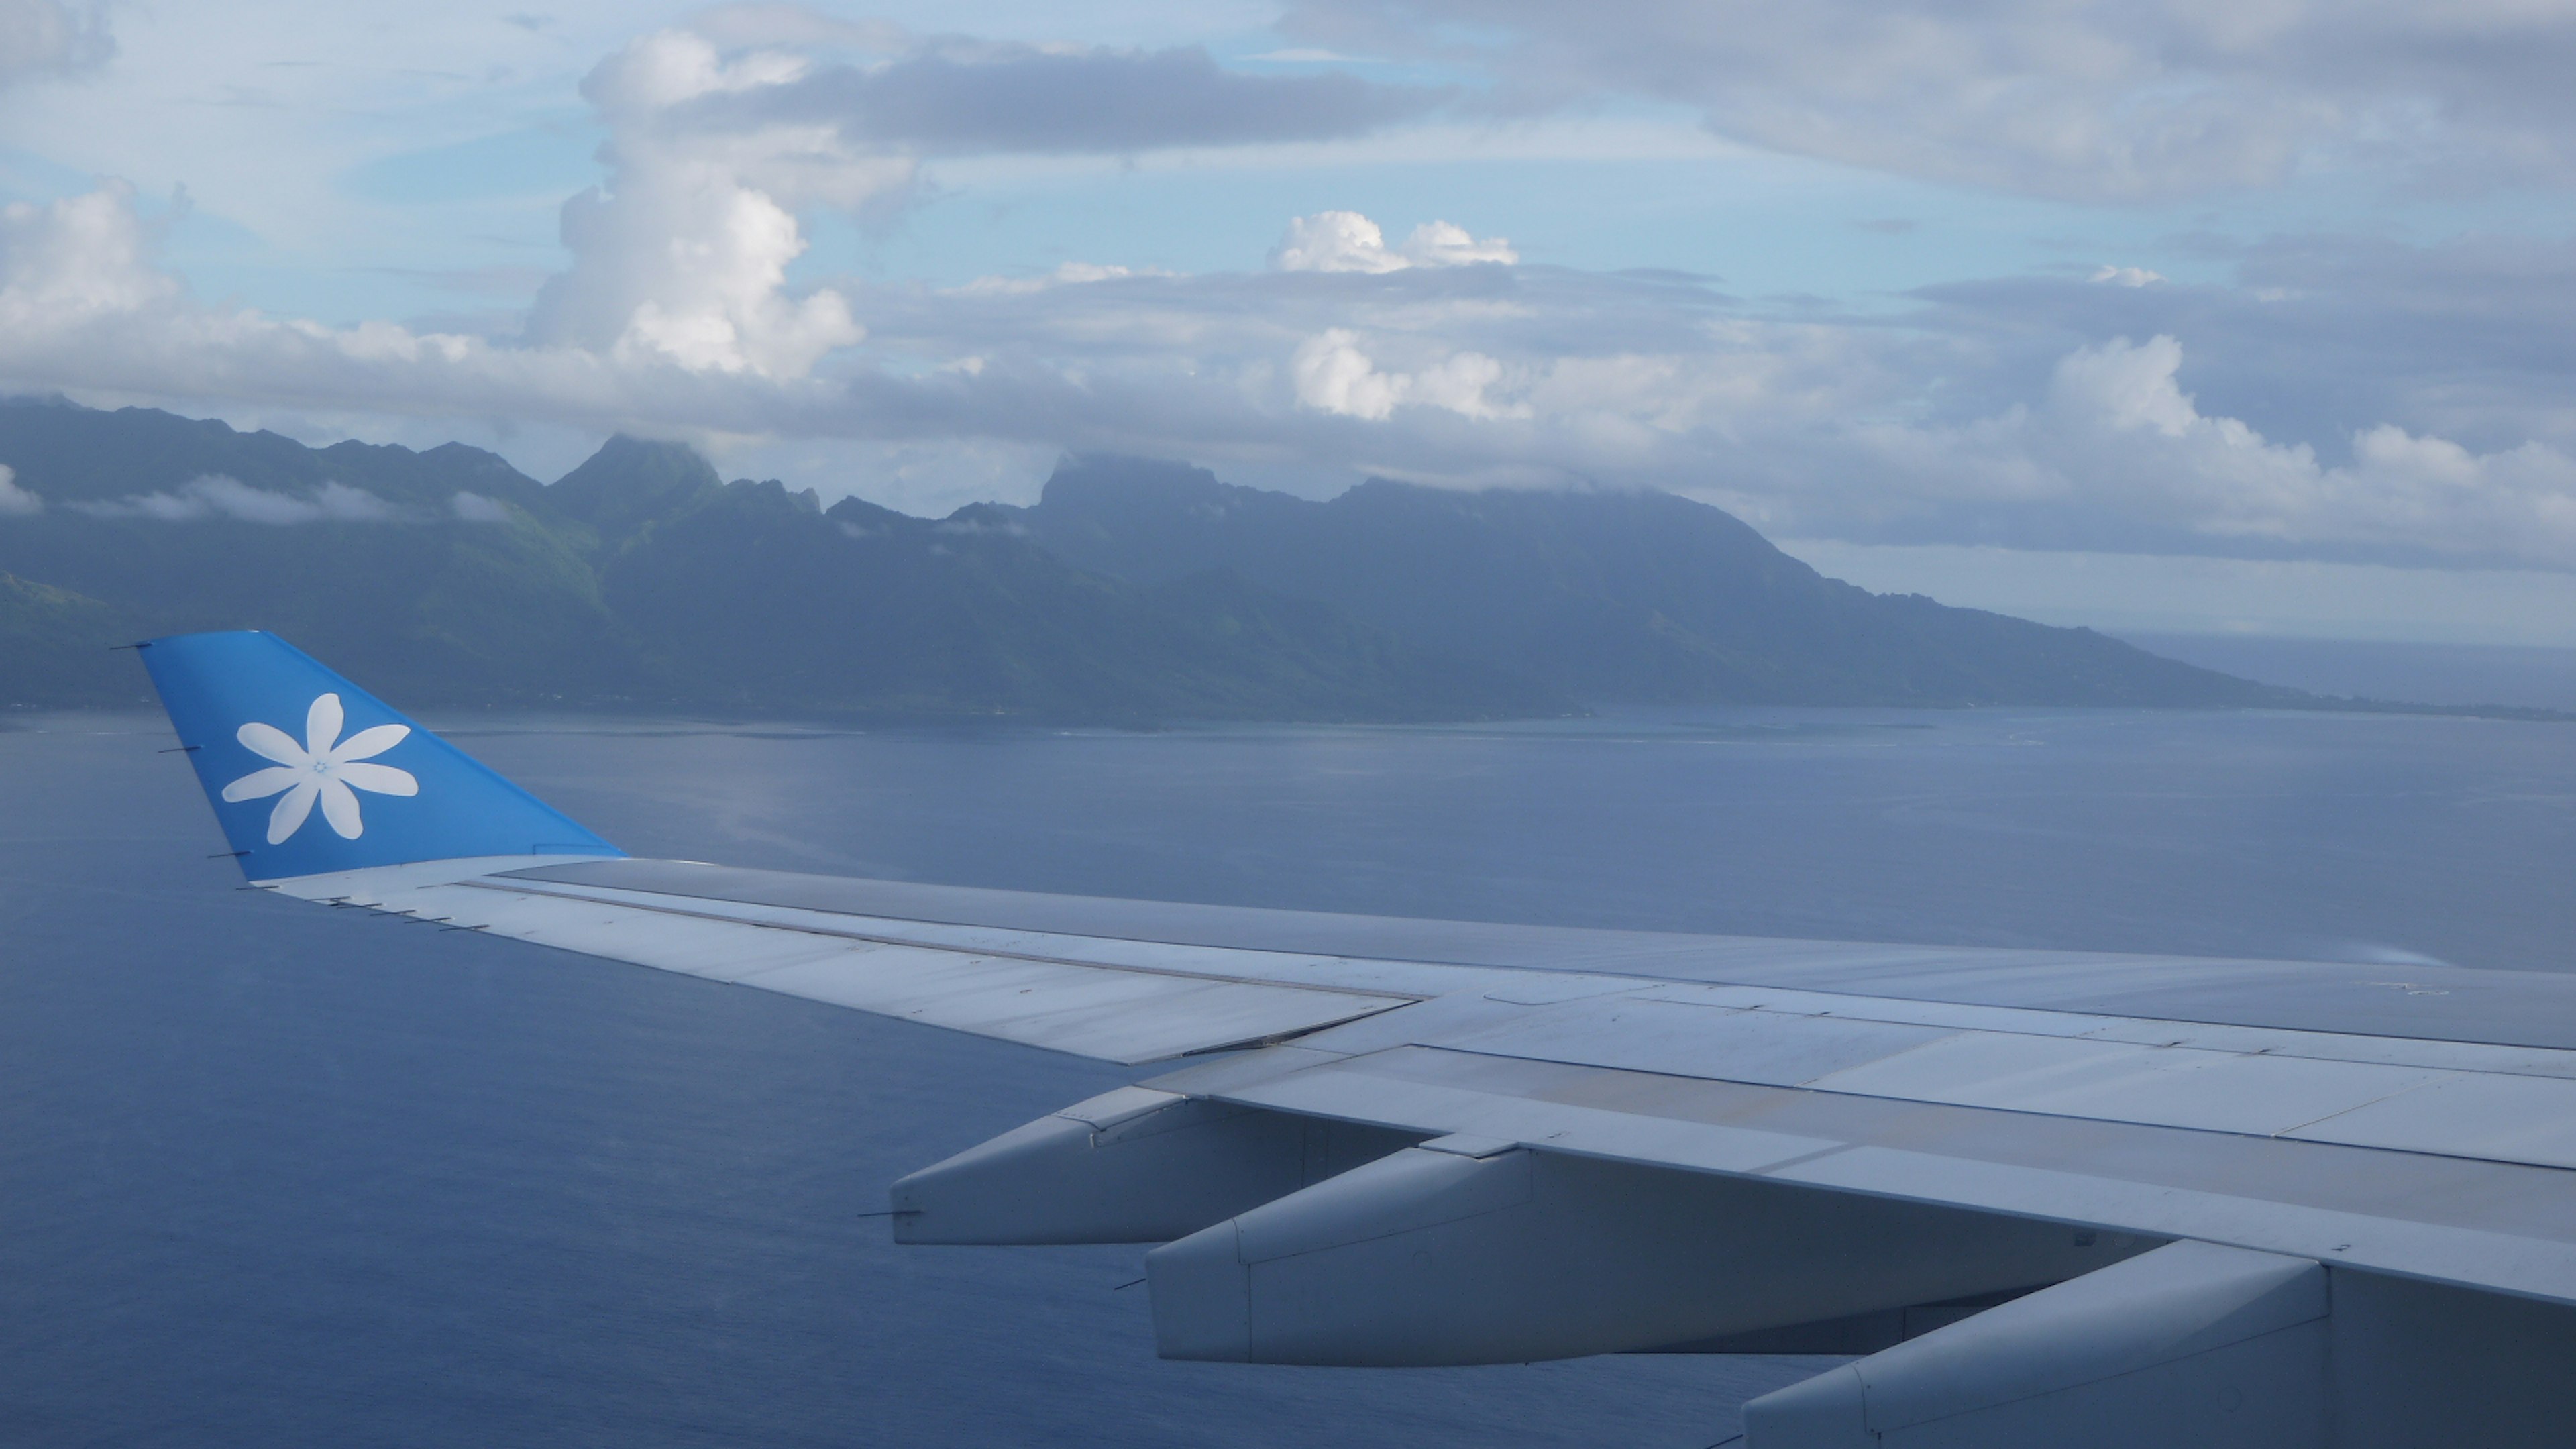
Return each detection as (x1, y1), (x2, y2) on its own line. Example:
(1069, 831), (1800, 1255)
(0, 398), (633, 708)
(1012, 456), (2292, 708)
(559, 439), (1554, 719)
(0, 402), (1550, 719)
(0, 398), (2314, 718)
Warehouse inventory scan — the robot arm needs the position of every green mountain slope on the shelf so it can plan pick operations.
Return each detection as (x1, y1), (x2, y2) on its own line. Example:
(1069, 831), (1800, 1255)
(1012, 457), (2296, 708)
(575, 460), (1557, 719)
(0, 573), (140, 705)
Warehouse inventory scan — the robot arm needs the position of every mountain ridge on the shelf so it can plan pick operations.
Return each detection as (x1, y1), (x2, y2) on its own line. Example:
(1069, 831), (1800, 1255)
(1008, 456), (2288, 709)
(0, 398), (2368, 720)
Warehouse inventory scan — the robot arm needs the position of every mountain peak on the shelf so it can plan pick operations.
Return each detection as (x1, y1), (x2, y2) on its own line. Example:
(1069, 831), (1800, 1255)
(547, 435), (724, 543)
(1041, 454), (1259, 511)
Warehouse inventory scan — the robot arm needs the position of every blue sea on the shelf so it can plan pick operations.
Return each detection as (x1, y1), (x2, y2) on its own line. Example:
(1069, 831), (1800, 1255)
(4, 699), (2572, 1446)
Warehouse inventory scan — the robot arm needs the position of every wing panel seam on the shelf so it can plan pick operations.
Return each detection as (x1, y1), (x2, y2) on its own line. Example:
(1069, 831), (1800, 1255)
(1422, 1041), (2576, 1178)
(453, 878), (1420, 1004)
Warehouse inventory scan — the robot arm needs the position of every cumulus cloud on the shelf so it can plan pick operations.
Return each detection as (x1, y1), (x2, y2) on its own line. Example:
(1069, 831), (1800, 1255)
(0, 183), (180, 334)
(1271, 211), (1517, 273)
(1906, 233), (2576, 460)
(523, 29), (880, 378)
(514, 27), (1440, 382)
(1819, 336), (2576, 564)
(72, 476), (403, 523)
(2090, 266), (2165, 288)
(1277, 0), (2576, 198)
(0, 0), (111, 83)
(2047, 338), (2576, 559)
(0, 462), (40, 515)
(1293, 329), (1519, 419)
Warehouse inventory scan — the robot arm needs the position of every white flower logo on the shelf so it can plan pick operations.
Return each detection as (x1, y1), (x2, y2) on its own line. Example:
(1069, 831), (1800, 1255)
(219, 692), (419, 844)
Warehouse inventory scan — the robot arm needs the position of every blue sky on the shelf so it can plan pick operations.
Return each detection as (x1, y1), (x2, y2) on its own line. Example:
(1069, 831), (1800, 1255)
(3, 0), (2575, 643)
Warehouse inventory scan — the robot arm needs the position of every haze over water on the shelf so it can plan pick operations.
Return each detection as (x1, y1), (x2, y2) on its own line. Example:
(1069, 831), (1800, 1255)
(3, 702), (2571, 1446)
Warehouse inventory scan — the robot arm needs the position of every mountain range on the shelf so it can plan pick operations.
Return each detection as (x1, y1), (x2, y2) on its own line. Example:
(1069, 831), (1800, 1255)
(0, 396), (2308, 720)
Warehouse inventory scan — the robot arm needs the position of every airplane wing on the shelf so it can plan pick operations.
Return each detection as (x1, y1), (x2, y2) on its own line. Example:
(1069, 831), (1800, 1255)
(138, 630), (2576, 1448)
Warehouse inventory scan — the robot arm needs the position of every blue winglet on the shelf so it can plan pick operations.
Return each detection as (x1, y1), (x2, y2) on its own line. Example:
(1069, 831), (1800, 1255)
(138, 630), (623, 881)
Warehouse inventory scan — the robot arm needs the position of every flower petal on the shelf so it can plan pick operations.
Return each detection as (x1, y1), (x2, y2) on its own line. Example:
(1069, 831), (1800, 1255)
(267, 780), (319, 844)
(221, 765), (301, 802)
(318, 777), (364, 839)
(237, 721), (305, 767)
(335, 761), (417, 797)
(331, 723), (410, 763)
(305, 693), (344, 758)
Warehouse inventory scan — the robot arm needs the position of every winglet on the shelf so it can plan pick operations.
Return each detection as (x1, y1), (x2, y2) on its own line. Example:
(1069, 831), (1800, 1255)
(137, 630), (622, 881)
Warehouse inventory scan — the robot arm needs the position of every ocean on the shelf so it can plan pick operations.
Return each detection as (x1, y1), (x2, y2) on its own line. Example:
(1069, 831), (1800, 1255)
(4, 701), (2571, 1446)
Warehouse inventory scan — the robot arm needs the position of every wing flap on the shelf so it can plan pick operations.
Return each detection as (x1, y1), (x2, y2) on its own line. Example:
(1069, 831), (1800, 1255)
(1173, 1043), (2576, 1307)
(1428, 988), (2576, 1173)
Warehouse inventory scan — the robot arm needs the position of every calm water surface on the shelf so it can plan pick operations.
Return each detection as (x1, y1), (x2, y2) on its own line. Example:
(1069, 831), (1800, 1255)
(3, 706), (2571, 1447)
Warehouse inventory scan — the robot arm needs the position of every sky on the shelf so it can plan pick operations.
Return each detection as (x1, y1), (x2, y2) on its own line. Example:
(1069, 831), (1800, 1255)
(3, 1), (2575, 643)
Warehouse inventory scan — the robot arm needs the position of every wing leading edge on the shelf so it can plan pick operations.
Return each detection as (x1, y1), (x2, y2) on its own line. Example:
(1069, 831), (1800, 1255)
(142, 631), (2576, 1447)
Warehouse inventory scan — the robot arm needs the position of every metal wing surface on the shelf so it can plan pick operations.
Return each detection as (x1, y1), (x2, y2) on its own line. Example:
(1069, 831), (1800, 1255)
(139, 631), (2576, 1448)
(282, 853), (2576, 1301)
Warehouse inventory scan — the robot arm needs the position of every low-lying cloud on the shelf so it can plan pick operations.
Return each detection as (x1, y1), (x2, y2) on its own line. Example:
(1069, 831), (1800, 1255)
(448, 490), (511, 523)
(71, 476), (402, 523)
(57, 475), (509, 525)
(0, 462), (39, 515)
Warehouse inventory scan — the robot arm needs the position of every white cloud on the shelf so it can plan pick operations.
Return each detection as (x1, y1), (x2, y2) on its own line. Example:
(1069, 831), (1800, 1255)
(1292, 328), (1520, 419)
(1291, 327), (1402, 415)
(1827, 335), (2576, 564)
(523, 29), (880, 378)
(0, 184), (182, 335)
(449, 490), (511, 522)
(1399, 219), (1519, 268)
(2045, 337), (2576, 561)
(512, 28), (1443, 380)
(0, 462), (40, 515)
(1271, 211), (1517, 273)
(73, 475), (402, 523)
(2090, 265), (2165, 288)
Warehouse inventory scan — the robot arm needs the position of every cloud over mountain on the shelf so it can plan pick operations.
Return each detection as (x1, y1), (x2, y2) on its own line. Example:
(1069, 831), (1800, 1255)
(70, 475), (404, 523)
